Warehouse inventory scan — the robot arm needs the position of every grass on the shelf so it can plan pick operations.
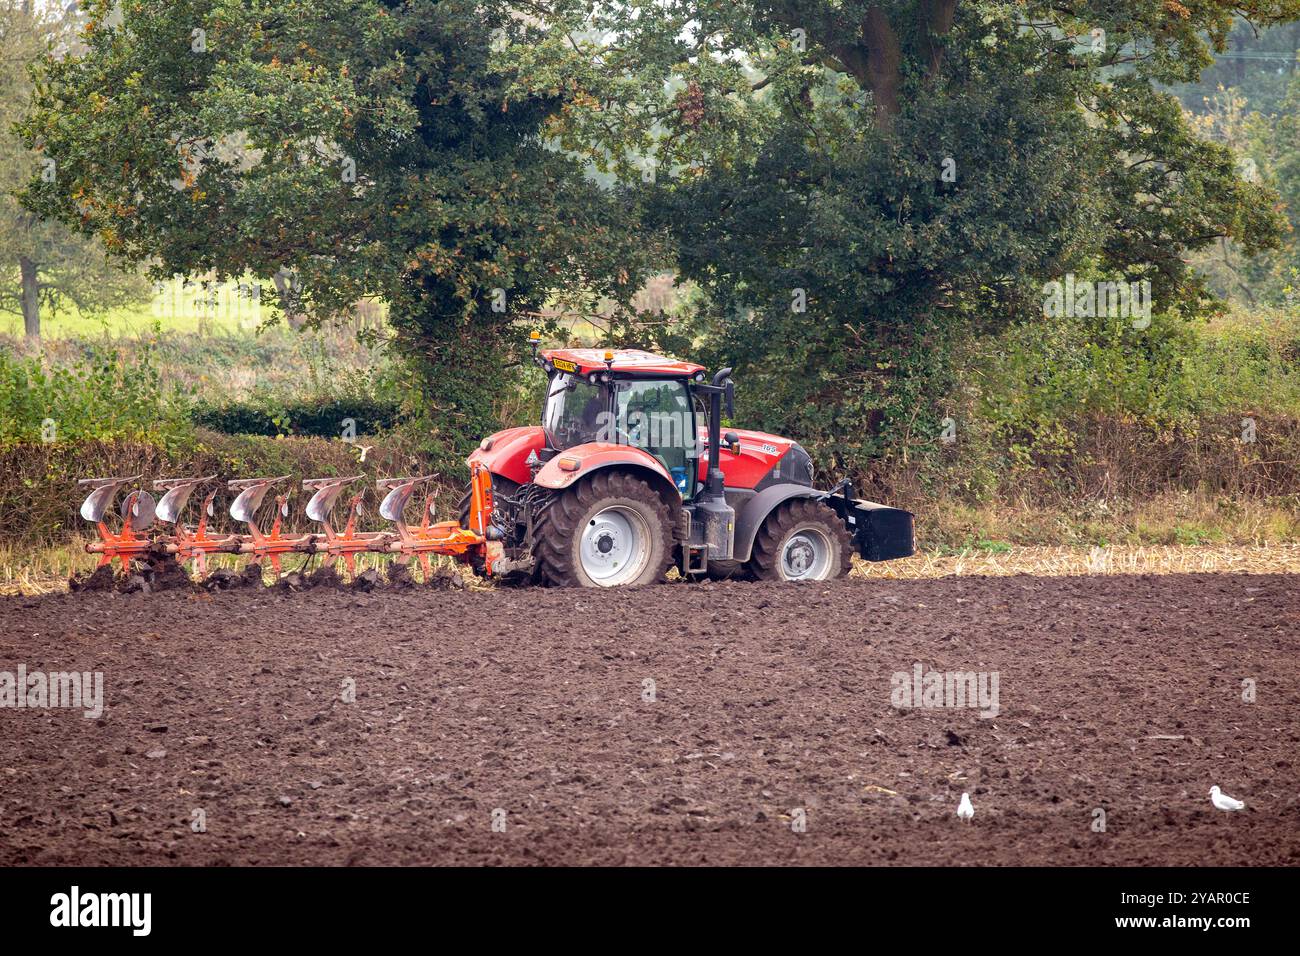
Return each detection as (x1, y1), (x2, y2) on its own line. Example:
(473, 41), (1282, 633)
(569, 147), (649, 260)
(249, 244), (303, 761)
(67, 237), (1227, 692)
(2, 278), (389, 402)
(0, 275), (374, 340)
(852, 544), (1300, 579)
(914, 488), (1300, 551)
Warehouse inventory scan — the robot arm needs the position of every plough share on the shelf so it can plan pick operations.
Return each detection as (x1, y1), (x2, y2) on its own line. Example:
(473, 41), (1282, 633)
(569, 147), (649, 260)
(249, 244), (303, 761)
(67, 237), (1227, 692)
(79, 467), (499, 581)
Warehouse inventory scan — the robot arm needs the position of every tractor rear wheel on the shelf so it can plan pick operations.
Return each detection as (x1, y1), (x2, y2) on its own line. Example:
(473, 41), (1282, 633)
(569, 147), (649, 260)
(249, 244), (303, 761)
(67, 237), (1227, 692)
(534, 471), (674, 588)
(748, 498), (853, 582)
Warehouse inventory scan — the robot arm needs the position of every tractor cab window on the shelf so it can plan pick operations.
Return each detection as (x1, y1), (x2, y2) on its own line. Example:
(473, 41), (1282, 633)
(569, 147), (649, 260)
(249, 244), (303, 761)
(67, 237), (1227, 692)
(615, 379), (697, 498)
(543, 373), (608, 450)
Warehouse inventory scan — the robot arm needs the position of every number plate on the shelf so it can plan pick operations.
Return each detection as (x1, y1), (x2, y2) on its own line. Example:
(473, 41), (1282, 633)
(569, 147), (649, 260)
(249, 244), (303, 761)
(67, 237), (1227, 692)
(552, 358), (578, 373)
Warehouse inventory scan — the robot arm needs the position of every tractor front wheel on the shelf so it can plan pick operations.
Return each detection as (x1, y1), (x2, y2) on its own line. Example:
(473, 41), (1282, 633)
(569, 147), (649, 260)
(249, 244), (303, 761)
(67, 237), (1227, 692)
(534, 471), (674, 588)
(748, 498), (853, 582)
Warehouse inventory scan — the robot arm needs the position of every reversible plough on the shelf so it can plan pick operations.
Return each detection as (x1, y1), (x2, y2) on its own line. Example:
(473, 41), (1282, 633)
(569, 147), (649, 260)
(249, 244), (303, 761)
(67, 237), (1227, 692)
(78, 467), (497, 582)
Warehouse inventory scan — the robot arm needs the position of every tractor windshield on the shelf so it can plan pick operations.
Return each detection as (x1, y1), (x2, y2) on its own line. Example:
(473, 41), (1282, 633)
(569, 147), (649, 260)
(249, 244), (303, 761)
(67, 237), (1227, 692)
(543, 373), (609, 450)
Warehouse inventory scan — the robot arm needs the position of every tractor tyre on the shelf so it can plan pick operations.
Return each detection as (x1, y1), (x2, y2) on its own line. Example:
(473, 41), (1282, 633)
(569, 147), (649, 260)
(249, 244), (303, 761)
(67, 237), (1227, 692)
(748, 498), (853, 582)
(533, 471), (674, 588)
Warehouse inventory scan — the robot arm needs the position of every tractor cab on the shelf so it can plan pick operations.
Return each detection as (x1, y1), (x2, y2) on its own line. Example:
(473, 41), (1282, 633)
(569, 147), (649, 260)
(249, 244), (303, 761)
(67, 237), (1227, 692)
(539, 348), (707, 499)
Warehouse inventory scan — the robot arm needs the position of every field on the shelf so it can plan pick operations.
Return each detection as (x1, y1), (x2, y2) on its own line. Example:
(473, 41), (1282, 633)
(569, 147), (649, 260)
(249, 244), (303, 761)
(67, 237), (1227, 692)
(2, 571), (1296, 866)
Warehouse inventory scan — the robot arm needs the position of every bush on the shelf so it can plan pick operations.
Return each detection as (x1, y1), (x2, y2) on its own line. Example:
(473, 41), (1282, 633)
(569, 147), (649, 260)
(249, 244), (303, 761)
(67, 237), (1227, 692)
(0, 343), (191, 448)
(190, 396), (403, 438)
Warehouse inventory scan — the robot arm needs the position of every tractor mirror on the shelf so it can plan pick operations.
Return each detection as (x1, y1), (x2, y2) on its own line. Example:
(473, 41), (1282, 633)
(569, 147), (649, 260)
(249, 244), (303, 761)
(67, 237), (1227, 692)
(725, 380), (735, 419)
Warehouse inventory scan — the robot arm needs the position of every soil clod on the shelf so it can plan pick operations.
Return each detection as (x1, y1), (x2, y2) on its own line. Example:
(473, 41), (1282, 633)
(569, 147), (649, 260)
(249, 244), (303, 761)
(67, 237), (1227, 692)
(69, 565), (115, 592)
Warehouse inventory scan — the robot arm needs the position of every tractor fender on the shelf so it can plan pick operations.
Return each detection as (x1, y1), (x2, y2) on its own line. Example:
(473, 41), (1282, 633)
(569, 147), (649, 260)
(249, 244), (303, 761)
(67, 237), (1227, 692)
(731, 483), (823, 564)
(533, 443), (681, 507)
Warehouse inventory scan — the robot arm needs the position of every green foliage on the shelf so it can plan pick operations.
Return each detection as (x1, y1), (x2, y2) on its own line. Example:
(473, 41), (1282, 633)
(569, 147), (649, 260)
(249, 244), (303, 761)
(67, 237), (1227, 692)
(504, 0), (1294, 480)
(191, 395), (401, 438)
(951, 303), (1300, 492)
(0, 343), (191, 447)
(1174, 18), (1300, 119)
(0, 2), (151, 335)
(18, 0), (656, 457)
(13, 0), (1300, 518)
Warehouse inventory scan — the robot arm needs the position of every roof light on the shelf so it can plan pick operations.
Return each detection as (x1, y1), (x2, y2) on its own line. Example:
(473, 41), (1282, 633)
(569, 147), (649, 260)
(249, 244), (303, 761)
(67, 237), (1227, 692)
(529, 329), (540, 341)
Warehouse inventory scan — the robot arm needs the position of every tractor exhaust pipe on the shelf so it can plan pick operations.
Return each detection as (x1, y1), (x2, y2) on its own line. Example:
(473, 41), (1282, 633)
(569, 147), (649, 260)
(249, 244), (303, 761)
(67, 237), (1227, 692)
(693, 367), (736, 561)
(704, 367), (733, 500)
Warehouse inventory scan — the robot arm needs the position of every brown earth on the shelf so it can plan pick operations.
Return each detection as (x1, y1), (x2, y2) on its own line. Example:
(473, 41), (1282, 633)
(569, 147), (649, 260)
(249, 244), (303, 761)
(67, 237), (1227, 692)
(1, 573), (1298, 866)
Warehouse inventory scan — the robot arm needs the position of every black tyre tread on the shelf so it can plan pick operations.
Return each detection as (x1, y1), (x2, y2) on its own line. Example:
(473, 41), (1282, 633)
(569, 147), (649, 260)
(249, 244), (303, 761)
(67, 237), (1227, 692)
(748, 498), (853, 582)
(533, 471), (674, 588)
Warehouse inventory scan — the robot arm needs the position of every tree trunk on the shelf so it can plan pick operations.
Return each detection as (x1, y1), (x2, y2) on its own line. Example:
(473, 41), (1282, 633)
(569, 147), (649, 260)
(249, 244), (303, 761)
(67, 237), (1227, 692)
(920, 0), (959, 79)
(19, 256), (40, 341)
(861, 8), (903, 128)
(273, 270), (305, 329)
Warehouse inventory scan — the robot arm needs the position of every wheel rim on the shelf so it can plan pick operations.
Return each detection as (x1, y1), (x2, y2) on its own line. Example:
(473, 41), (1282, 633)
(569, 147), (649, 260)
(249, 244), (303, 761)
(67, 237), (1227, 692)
(780, 527), (833, 581)
(580, 506), (651, 586)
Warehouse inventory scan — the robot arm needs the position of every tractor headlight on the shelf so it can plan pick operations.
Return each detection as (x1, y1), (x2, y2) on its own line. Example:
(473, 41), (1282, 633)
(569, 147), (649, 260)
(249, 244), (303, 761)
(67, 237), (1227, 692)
(479, 437), (495, 452)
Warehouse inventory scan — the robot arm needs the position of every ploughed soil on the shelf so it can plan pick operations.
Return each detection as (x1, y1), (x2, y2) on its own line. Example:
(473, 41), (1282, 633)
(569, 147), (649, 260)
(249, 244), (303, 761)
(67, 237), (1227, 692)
(1, 572), (1298, 866)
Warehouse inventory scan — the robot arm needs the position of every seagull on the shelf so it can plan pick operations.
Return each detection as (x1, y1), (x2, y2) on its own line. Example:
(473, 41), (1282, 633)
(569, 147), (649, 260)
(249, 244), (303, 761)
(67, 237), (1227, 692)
(957, 792), (974, 822)
(1209, 786), (1245, 812)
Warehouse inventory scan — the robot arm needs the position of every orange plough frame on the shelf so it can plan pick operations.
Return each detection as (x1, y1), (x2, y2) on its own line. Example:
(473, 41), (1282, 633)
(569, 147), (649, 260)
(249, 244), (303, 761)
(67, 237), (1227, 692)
(81, 466), (499, 579)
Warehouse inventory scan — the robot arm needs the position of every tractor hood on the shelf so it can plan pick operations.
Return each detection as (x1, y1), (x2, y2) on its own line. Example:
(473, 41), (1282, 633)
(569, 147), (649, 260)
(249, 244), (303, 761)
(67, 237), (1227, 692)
(467, 426), (546, 486)
(696, 426), (800, 488)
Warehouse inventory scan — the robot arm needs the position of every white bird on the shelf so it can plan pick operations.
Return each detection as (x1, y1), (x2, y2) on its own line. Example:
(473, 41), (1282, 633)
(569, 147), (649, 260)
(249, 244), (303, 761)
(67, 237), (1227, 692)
(1209, 786), (1245, 812)
(956, 792), (974, 821)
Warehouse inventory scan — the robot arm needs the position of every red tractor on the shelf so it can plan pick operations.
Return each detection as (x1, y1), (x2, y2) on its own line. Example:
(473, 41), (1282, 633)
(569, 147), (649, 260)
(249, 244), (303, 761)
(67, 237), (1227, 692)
(78, 342), (913, 588)
(463, 342), (914, 587)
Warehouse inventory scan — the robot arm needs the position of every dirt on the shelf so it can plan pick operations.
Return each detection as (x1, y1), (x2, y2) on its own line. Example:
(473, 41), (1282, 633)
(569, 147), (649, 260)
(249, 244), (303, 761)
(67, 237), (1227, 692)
(1, 572), (1298, 866)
